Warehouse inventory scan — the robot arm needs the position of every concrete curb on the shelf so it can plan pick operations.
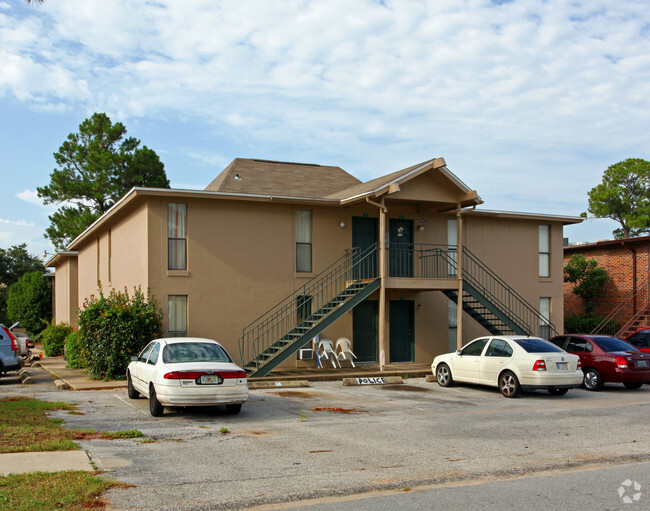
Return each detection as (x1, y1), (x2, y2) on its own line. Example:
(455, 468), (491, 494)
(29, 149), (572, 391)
(342, 375), (404, 386)
(0, 450), (93, 476)
(249, 380), (310, 390)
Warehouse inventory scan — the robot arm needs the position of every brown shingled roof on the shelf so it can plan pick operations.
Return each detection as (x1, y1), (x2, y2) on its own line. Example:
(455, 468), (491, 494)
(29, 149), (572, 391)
(204, 158), (361, 198)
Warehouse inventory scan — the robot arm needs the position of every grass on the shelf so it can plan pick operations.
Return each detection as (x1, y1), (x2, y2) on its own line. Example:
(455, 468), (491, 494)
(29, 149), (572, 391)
(0, 397), (132, 510)
(0, 471), (116, 511)
(220, 427), (230, 434)
(0, 397), (80, 454)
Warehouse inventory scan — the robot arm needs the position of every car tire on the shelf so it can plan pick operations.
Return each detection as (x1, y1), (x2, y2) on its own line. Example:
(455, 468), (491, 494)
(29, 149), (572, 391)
(226, 403), (242, 414)
(499, 371), (521, 398)
(149, 384), (164, 417)
(548, 387), (569, 396)
(623, 382), (643, 390)
(582, 368), (603, 391)
(127, 372), (139, 399)
(435, 363), (454, 387)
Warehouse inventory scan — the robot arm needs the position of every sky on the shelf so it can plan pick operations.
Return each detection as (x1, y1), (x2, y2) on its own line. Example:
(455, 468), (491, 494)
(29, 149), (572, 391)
(1, 0), (648, 258)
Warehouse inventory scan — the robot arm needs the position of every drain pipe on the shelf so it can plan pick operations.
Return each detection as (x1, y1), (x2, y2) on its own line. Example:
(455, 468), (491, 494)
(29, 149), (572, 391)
(366, 196), (387, 371)
(456, 203), (464, 350)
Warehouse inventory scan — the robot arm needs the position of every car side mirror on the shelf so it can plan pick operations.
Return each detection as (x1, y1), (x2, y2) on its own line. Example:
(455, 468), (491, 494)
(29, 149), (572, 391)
(456, 350), (462, 356)
(131, 356), (138, 362)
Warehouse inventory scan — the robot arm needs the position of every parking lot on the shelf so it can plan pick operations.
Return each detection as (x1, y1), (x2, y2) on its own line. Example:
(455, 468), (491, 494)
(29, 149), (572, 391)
(4, 366), (650, 510)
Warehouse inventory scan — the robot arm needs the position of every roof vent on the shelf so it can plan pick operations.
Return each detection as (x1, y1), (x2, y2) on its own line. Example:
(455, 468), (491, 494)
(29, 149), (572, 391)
(234, 173), (243, 181)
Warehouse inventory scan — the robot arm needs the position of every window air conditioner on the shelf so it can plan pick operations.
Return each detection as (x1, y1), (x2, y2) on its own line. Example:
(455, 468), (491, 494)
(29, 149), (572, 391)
(298, 349), (314, 360)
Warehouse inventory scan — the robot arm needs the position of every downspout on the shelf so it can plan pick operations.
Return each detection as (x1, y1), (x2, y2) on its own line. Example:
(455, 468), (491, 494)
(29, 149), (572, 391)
(366, 196), (387, 371)
(625, 243), (638, 314)
(456, 204), (464, 350)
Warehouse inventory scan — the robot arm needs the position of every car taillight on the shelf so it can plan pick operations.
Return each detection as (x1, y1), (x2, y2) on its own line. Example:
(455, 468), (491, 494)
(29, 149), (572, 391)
(577, 359), (582, 369)
(163, 370), (247, 380)
(532, 360), (547, 371)
(615, 355), (628, 369)
(2, 326), (19, 352)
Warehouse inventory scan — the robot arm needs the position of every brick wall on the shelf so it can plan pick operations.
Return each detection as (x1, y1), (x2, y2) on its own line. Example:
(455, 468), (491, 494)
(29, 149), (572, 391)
(564, 239), (650, 325)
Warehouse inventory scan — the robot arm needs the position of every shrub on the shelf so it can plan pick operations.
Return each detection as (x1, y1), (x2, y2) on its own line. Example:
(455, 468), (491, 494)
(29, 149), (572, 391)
(64, 330), (85, 369)
(564, 314), (607, 334)
(78, 287), (163, 380)
(38, 322), (73, 357)
(7, 271), (52, 334)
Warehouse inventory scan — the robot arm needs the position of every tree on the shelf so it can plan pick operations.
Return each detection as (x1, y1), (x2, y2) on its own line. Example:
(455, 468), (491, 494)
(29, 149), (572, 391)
(564, 254), (609, 316)
(582, 158), (650, 239)
(37, 113), (170, 250)
(7, 271), (52, 334)
(0, 244), (45, 324)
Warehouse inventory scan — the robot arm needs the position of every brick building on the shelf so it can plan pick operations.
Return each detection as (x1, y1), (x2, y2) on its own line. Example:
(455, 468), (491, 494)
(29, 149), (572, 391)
(564, 237), (650, 336)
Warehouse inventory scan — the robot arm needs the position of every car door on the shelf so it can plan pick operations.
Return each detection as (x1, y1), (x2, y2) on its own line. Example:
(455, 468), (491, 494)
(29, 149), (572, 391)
(453, 338), (489, 383)
(131, 341), (156, 393)
(138, 341), (162, 395)
(479, 339), (513, 385)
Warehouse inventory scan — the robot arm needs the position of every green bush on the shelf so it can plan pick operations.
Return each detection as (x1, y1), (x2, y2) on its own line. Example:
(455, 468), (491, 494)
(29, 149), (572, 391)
(38, 322), (73, 357)
(564, 314), (607, 334)
(78, 287), (163, 380)
(7, 271), (52, 334)
(64, 330), (85, 369)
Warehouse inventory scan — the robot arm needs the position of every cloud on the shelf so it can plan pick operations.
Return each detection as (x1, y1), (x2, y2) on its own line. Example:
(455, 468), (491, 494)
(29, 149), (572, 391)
(15, 189), (42, 206)
(0, 217), (34, 227)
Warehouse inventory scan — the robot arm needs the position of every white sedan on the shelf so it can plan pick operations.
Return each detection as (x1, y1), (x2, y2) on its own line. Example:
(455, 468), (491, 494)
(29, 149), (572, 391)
(127, 337), (248, 416)
(431, 335), (583, 398)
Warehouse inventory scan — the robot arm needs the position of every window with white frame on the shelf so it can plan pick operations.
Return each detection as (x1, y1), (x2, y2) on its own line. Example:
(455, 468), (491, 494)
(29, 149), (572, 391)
(448, 299), (458, 352)
(296, 210), (312, 273)
(539, 297), (551, 339)
(168, 203), (187, 270)
(538, 225), (550, 278)
(168, 295), (187, 337)
(447, 219), (458, 277)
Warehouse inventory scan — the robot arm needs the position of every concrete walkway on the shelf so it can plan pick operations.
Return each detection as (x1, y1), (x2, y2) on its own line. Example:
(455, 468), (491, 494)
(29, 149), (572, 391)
(0, 450), (94, 476)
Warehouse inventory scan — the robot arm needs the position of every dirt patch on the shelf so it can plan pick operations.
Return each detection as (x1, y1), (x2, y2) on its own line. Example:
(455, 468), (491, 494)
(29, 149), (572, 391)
(381, 384), (431, 393)
(311, 407), (368, 414)
(238, 429), (274, 437)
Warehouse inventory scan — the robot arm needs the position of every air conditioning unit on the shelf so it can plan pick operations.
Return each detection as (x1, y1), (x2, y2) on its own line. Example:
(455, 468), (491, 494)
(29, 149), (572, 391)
(298, 349), (314, 360)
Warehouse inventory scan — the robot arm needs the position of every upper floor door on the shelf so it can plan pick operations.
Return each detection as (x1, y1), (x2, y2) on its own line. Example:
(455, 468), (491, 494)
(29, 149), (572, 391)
(389, 219), (413, 277)
(352, 217), (378, 279)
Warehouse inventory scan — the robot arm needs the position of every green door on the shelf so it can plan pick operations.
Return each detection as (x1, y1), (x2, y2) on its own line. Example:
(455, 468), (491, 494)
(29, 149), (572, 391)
(389, 300), (414, 362)
(353, 300), (378, 362)
(352, 217), (378, 279)
(389, 219), (413, 277)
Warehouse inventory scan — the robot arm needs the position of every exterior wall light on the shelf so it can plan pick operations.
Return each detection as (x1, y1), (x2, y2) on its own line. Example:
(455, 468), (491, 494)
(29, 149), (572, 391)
(339, 221), (346, 228)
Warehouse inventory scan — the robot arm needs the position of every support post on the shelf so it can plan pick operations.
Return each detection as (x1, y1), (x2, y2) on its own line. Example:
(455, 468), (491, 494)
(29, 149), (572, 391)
(456, 204), (464, 350)
(378, 198), (387, 371)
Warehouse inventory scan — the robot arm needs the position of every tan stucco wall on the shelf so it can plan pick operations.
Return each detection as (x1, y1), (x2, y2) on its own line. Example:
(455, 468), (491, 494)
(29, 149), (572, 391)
(53, 257), (78, 325)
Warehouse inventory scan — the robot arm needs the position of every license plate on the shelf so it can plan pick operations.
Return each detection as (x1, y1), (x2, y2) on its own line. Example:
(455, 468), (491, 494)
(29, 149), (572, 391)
(556, 362), (568, 370)
(636, 360), (648, 368)
(200, 375), (222, 385)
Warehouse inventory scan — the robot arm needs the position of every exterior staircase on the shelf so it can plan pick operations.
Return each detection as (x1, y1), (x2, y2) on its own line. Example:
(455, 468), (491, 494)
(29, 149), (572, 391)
(591, 280), (650, 338)
(238, 245), (380, 378)
(441, 247), (557, 338)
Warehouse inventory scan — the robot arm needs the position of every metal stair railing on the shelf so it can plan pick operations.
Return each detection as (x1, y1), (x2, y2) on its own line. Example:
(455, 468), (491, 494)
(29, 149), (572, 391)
(387, 244), (557, 338)
(460, 247), (558, 338)
(590, 280), (650, 336)
(238, 243), (379, 369)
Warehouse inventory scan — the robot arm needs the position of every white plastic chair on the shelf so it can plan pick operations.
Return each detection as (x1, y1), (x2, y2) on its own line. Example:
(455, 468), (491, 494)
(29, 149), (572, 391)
(335, 337), (357, 368)
(317, 339), (339, 368)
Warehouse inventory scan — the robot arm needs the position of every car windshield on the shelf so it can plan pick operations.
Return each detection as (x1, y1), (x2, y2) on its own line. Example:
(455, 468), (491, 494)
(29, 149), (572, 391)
(512, 338), (563, 353)
(163, 342), (232, 364)
(593, 337), (639, 353)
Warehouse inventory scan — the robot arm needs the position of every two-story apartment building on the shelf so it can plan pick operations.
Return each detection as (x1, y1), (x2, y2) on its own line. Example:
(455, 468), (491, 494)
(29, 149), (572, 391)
(47, 157), (580, 376)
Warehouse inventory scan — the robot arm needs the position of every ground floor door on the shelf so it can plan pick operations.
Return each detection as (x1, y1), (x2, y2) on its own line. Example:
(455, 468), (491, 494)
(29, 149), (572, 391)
(389, 300), (415, 362)
(353, 300), (378, 362)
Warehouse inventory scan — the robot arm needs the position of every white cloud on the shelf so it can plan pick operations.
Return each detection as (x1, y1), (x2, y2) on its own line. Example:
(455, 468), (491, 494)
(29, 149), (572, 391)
(0, 217), (34, 227)
(15, 189), (42, 206)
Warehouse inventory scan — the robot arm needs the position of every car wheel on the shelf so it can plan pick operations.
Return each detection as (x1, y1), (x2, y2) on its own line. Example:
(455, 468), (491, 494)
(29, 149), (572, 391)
(548, 387), (569, 396)
(623, 382), (643, 390)
(226, 403), (242, 414)
(127, 372), (139, 399)
(149, 384), (164, 417)
(499, 371), (521, 398)
(435, 363), (454, 387)
(582, 368), (603, 391)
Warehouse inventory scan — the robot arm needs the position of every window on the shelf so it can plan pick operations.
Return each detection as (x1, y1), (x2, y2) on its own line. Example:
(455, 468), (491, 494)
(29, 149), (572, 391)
(296, 210), (312, 272)
(512, 337), (563, 353)
(539, 297), (551, 339)
(168, 203), (187, 270)
(461, 338), (489, 356)
(486, 339), (513, 357)
(538, 225), (550, 277)
(447, 219), (457, 276)
(138, 341), (156, 362)
(148, 342), (161, 365)
(168, 295), (187, 337)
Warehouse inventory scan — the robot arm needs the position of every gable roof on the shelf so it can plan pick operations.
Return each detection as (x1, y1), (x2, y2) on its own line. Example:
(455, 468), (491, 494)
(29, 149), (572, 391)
(205, 158), (362, 198)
